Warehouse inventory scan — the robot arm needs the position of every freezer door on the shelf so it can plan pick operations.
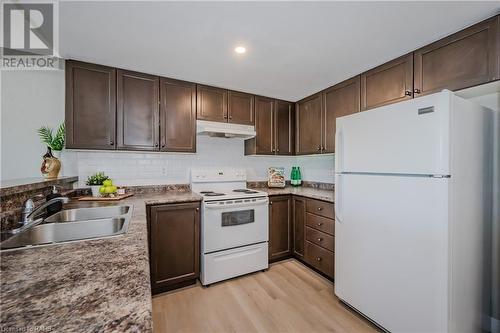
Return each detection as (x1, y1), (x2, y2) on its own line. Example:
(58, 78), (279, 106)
(335, 91), (451, 175)
(335, 173), (449, 332)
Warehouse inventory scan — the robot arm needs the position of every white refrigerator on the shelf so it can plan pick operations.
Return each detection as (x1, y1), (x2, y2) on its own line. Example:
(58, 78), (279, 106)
(334, 90), (493, 332)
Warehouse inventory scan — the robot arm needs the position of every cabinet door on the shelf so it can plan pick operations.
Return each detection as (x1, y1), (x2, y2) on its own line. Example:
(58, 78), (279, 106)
(414, 15), (499, 96)
(323, 76), (360, 153)
(196, 85), (228, 122)
(149, 202), (200, 293)
(296, 93), (323, 154)
(274, 100), (294, 155)
(360, 53), (413, 111)
(292, 196), (305, 259)
(116, 70), (159, 151)
(254, 96), (275, 155)
(65, 60), (116, 149)
(228, 91), (254, 125)
(269, 195), (292, 262)
(160, 78), (196, 153)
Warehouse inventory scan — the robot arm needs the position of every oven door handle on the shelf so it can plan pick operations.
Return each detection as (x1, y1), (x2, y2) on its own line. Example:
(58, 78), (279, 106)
(204, 199), (269, 209)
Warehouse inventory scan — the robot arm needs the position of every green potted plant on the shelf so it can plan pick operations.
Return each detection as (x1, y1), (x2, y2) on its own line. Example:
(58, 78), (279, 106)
(86, 172), (110, 197)
(37, 123), (65, 159)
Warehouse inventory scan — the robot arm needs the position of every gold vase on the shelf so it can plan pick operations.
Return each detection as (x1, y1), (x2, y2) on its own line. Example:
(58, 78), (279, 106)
(41, 147), (61, 179)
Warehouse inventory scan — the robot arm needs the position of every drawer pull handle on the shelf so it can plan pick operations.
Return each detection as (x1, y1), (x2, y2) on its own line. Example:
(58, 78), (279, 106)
(316, 257), (322, 261)
(317, 238), (322, 242)
(317, 222), (323, 226)
(317, 207), (323, 211)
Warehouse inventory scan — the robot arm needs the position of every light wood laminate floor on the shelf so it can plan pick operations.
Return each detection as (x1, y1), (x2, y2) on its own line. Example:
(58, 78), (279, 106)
(152, 259), (380, 333)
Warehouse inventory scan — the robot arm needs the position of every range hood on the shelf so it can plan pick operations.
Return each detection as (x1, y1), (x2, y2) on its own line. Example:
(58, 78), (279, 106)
(196, 120), (256, 139)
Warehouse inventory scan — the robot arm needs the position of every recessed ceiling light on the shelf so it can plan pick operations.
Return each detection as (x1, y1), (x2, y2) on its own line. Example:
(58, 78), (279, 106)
(234, 46), (246, 54)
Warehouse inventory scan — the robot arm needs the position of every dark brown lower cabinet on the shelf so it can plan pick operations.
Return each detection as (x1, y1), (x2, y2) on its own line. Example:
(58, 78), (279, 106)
(292, 196), (305, 259)
(304, 241), (334, 278)
(148, 202), (200, 294)
(269, 195), (292, 262)
(303, 198), (335, 279)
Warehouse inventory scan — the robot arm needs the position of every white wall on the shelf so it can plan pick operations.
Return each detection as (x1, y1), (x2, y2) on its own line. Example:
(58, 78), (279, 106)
(1, 69), (67, 180)
(72, 137), (334, 187)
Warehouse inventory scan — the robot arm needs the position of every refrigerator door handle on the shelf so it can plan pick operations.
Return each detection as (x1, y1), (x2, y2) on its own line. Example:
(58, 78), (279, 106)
(335, 174), (343, 223)
(336, 126), (344, 172)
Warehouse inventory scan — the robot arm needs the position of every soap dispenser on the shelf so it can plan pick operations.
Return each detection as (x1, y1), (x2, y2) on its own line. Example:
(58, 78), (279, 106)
(46, 186), (63, 215)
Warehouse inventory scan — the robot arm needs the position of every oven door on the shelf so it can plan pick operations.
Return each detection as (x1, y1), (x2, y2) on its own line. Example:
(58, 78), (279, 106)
(202, 197), (269, 253)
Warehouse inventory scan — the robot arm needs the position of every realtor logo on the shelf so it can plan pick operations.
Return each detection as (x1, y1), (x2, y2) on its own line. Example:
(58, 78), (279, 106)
(3, 3), (53, 56)
(2, 2), (61, 70)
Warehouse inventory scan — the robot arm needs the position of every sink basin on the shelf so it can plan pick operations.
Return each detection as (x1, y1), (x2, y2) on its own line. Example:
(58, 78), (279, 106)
(1, 205), (133, 251)
(44, 205), (130, 223)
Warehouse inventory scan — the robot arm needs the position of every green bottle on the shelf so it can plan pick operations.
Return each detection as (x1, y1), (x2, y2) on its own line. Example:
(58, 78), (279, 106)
(291, 167), (297, 186)
(296, 167), (302, 186)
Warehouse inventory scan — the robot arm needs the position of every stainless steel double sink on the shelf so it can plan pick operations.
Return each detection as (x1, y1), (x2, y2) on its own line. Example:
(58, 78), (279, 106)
(1, 205), (133, 251)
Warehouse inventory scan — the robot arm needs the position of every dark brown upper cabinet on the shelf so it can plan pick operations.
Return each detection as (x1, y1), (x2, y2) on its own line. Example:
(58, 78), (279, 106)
(148, 202), (200, 294)
(160, 78), (196, 153)
(228, 91), (254, 125)
(269, 195), (292, 262)
(249, 96), (274, 154)
(414, 15), (499, 96)
(360, 53), (413, 111)
(196, 85), (228, 122)
(296, 93), (323, 155)
(116, 70), (159, 151)
(245, 98), (294, 155)
(274, 100), (295, 155)
(65, 60), (116, 150)
(322, 76), (360, 153)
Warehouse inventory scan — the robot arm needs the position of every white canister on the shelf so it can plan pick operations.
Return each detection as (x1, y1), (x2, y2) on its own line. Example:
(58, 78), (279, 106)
(90, 185), (101, 197)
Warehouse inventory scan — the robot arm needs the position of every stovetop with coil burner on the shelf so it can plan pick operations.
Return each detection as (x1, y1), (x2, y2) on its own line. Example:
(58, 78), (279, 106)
(191, 168), (269, 202)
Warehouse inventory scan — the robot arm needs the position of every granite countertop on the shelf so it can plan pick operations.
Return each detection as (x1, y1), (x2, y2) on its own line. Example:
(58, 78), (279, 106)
(0, 191), (202, 333)
(253, 186), (334, 203)
(0, 176), (78, 196)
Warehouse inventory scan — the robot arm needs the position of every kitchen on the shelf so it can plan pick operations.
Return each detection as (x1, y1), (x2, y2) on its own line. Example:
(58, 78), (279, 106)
(1, 1), (499, 332)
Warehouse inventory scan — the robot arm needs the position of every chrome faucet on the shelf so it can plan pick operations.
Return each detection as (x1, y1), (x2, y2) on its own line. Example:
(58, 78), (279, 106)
(12, 196), (70, 234)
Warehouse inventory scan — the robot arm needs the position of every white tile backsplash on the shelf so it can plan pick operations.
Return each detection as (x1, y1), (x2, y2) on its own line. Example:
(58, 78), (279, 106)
(72, 136), (335, 187)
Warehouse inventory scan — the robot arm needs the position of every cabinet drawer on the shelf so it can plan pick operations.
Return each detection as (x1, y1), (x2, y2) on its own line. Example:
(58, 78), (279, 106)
(306, 199), (334, 219)
(305, 241), (334, 278)
(306, 226), (334, 252)
(306, 213), (334, 236)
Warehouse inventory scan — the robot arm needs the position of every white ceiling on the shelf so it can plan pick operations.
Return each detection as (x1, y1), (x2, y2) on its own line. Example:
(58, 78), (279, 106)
(59, 1), (500, 102)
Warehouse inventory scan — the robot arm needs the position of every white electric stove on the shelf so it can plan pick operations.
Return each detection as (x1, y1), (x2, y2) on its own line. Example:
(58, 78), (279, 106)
(191, 168), (269, 285)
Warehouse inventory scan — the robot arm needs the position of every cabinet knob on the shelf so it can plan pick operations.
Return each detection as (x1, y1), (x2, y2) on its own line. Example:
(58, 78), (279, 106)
(270, 202), (273, 205)
(317, 238), (323, 242)
(229, 116), (232, 119)
(196, 208), (199, 211)
(414, 88), (421, 94)
(405, 90), (412, 96)
(161, 144), (165, 148)
(317, 222), (323, 226)
(316, 257), (322, 262)
(155, 143), (159, 147)
(317, 145), (321, 151)
(109, 140), (114, 145)
(317, 207), (323, 211)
